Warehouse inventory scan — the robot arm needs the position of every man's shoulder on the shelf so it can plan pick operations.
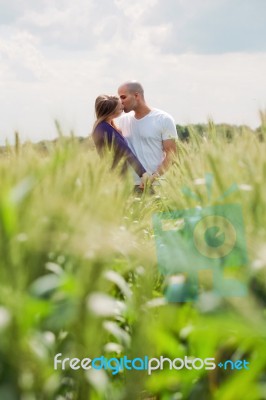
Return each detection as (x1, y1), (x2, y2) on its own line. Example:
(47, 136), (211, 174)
(150, 108), (175, 121)
(150, 108), (178, 139)
(149, 109), (176, 129)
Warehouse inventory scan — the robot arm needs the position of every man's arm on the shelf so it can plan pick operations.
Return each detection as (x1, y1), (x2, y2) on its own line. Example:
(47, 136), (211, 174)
(152, 138), (177, 179)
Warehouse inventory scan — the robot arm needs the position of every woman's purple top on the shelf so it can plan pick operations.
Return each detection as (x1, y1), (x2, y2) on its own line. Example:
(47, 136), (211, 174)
(92, 121), (146, 177)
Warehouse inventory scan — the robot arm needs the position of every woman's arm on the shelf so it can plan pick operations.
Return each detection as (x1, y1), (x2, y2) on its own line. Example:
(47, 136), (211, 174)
(93, 123), (147, 178)
(111, 132), (146, 177)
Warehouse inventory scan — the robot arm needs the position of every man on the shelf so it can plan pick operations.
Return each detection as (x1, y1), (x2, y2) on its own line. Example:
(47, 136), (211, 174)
(117, 81), (178, 187)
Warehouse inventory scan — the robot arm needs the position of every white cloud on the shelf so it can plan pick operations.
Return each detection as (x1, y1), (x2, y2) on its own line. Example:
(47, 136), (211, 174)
(0, 30), (51, 81)
(114, 0), (158, 18)
(0, 0), (265, 144)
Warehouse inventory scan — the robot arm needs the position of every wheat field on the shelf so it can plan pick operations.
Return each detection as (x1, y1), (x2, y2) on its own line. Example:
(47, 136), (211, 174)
(0, 121), (265, 400)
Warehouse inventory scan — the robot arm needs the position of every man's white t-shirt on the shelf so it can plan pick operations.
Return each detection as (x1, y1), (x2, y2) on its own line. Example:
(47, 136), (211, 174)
(117, 108), (178, 184)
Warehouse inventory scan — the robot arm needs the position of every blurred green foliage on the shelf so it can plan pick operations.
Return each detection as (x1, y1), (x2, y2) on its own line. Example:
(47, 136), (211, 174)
(0, 120), (266, 400)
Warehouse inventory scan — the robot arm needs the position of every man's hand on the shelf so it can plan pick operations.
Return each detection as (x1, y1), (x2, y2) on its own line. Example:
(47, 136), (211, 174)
(139, 172), (150, 189)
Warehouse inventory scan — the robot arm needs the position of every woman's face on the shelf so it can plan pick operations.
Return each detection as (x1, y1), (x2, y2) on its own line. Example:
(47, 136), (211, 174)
(111, 100), (124, 119)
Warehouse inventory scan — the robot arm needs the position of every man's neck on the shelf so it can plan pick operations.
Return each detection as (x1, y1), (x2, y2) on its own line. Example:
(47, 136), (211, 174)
(134, 104), (151, 120)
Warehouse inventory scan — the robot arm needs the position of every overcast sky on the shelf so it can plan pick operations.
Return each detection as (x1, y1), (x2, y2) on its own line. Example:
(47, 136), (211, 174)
(0, 0), (266, 144)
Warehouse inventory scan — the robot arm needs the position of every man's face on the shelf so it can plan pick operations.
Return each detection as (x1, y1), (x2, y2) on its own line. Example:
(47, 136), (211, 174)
(118, 85), (137, 113)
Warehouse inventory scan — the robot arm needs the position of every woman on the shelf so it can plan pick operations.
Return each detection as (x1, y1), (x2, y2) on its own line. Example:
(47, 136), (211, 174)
(92, 95), (149, 186)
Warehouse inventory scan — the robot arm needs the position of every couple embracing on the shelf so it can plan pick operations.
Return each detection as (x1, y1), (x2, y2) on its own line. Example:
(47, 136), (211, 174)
(92, 81), (178, 192)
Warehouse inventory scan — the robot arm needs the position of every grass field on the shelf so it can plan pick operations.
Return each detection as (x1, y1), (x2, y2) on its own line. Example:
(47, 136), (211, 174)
(0, 122), (266, 400)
